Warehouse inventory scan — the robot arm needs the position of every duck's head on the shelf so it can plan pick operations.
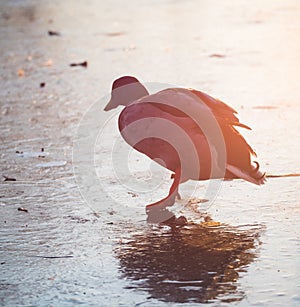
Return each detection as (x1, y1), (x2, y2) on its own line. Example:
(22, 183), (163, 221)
(104, 76), (149, 111)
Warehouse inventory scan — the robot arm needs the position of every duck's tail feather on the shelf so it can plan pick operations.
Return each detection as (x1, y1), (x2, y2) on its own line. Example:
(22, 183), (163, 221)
(226, 161), (266, 185)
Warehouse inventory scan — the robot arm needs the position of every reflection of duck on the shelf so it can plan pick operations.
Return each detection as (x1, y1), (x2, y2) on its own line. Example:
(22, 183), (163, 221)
(115, 221), (262, 304)
(104, 76), (265, 215)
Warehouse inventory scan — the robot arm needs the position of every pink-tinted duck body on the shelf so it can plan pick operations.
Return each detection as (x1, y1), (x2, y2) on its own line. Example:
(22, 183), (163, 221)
(105, 76), (265, 211)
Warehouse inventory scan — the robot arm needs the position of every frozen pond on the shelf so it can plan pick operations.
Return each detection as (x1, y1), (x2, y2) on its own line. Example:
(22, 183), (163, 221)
(1, 0), (300, 306)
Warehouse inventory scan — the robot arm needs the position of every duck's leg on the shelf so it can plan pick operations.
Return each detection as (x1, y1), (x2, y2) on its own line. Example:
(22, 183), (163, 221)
(171, 173), (181, 199)
(146, 169), (181, 211)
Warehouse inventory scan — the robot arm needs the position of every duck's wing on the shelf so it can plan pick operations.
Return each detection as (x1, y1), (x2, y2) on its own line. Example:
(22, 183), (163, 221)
(132, 88), (256, 158)
(188, 89), (251, 130)
(144, 88), (250, 130)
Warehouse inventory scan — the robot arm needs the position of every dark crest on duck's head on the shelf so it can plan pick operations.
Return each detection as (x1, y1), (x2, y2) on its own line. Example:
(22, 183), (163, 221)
(111, 76), (140, 90)
(104, 76), (149, 111)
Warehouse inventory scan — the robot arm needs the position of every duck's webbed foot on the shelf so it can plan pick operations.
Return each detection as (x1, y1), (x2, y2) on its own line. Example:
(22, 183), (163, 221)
(146, 191), (177, 224)
(146, 169), (182, 223)
(146, 192), (177, 211)
(146, 206), (187, 226)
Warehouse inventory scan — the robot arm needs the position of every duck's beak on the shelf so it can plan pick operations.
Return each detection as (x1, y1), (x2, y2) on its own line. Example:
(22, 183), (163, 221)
(104, 99), (115, 111)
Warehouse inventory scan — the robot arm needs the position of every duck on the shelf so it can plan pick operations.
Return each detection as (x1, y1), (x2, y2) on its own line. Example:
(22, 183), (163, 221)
(104, 76), (265, 216)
